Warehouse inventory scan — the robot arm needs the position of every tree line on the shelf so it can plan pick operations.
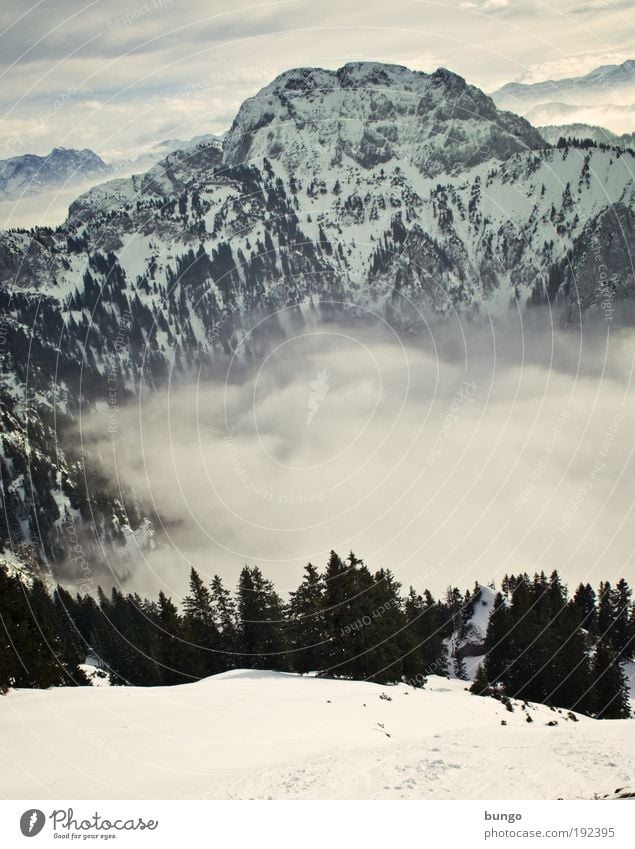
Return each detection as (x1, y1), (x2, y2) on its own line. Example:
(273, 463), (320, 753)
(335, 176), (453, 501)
(472, 573), (633, 718)
(1, 553), (632, 718)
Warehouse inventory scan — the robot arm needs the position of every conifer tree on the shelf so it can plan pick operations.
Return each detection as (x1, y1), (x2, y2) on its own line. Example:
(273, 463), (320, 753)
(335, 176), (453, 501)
(591, 641), (631, 719)
(402, 587), (446, 679)
(611, 579), (633, 659)
(0, 567), (74, 690)
(597, 581), (615, 639)
(53, 584), (89, 670)
(628, 604), (635, 661)
(287, 562), (327, 673)
(182, 567), (222, 677)
(453, 646), (468, 681)
(210, 574), (239, 661)
(237, 566), (289, 669)
(154, 591), (191, 685)
(318, 551), (395, 680)
(484, 592), (510, 685)
(571, 582), (597, 631)
(364, 568), (407, 683)
(548, 603), (592, 714)
(183, 568), (215, 627)
(30, 579), (89, 685)
(471, 664), (491, 696)
(322, 550), (362, 673)
(445, 586), (465, 635)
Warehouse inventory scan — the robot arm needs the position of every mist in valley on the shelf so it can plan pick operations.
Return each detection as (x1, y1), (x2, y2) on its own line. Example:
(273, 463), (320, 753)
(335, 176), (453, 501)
(73, 305), (635, 602)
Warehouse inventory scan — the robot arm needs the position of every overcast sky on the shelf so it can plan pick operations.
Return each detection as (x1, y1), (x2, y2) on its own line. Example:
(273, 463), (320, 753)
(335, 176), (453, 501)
(0, 0), (633, 160)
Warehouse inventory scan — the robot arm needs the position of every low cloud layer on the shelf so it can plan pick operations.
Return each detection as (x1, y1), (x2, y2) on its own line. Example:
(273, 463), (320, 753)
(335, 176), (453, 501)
(76, 309), (635, 601)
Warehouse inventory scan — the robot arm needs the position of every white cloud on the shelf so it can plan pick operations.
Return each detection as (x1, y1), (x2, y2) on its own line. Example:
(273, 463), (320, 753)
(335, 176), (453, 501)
(460, 0), (510, 10)
(526, 101), (635, 134)
(518, 51), (629, 85)
(75, 316), (635, 601)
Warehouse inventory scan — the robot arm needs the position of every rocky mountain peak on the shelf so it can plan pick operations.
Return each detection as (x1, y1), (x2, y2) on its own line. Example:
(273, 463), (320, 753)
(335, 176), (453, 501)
(223, 61), (545, 175)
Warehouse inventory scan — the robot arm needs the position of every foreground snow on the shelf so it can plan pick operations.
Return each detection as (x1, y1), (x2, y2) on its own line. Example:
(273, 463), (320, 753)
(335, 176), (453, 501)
(0, 671), (632, 800)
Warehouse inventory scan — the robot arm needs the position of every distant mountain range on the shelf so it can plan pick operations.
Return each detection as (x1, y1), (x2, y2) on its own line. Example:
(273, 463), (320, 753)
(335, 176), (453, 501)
(494, 60), (635, 108)
(0, 134), (220, 201)
(0, 147), (109, 201)
(492, 60), (635, 134)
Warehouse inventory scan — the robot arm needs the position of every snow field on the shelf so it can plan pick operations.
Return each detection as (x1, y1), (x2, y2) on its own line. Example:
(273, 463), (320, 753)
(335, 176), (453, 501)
(0, 670), (632, 800)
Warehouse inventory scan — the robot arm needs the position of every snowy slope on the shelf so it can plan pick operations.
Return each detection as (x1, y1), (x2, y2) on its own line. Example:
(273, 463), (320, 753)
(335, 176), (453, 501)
(0, 671), (632, 800)
(445, 584), (495, 680)
(466, 585), (497, 646)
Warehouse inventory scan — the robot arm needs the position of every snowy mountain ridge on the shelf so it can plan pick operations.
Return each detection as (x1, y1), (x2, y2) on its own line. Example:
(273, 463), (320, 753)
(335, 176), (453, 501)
(0, 60), (634, 572)
(0, 134), (223, 206)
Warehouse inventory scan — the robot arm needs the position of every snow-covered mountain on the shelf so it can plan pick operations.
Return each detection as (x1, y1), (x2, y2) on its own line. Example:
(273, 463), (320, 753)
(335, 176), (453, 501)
(0, 147), (109, 200)
(223, 63), (545, 174)
(1, 669), (632, 799)
(0, 61), (634, 574)
(493, 61), (635, 111)
(492, 60), (635, 134)
(0, 135), (226, 231)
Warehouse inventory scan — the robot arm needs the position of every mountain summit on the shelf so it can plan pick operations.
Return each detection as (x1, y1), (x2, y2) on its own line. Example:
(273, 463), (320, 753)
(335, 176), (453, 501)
(224, 61), (545, 174)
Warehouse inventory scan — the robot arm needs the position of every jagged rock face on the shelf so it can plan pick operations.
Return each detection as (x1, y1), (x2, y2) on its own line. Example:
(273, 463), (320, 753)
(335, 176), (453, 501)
(0, 62), (633, 572)
(223, 62), (546, 175)
(560, 202), (635, 321)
